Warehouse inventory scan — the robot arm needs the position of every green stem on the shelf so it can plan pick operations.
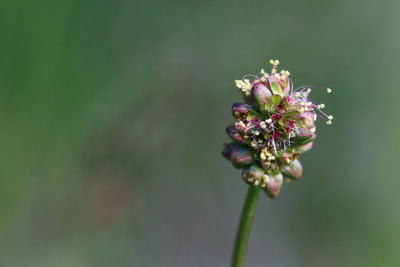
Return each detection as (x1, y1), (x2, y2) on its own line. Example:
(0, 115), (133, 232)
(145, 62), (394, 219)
(231, 185), (261, 267)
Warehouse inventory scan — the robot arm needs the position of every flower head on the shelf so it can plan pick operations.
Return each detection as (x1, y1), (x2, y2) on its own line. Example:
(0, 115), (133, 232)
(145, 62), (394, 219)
(222, 59), (333, 198)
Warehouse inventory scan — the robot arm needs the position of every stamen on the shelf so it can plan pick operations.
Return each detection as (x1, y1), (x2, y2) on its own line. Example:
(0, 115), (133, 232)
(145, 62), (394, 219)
(294, 85), (330, 92)
(315, 107), (330, 119)
(271, 138), (278, 155)
(234, 80), (244, 89)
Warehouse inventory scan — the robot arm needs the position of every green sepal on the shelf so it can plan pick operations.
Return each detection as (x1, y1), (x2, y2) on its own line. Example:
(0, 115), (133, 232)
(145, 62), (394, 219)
(262, 132), (270, 140)
(290, 135), (315, 146)
(269, 95), (282, 106)
(269, 78), (283, 96)
(284, 110), (300, 119)
(261, 103), (274, 114)
(290, 138), (314, 147)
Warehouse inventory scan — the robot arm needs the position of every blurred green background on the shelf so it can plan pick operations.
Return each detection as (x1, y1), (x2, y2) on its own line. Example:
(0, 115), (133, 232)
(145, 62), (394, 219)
(1, 0), (399, 266)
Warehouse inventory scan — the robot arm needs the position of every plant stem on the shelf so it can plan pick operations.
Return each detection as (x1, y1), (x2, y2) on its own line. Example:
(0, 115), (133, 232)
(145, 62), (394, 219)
(231, 185), (261, 267)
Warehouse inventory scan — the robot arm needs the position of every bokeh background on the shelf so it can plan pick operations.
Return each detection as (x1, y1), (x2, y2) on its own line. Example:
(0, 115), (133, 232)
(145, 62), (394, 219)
(1, 0), (400, 266)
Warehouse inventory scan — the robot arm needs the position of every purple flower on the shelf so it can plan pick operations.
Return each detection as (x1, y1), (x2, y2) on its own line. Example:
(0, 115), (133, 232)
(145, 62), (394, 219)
(223, 59), (333, 198)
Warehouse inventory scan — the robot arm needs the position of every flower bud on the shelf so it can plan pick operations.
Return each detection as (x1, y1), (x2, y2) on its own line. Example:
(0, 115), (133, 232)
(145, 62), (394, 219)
(263, 173), (283, 198)
(222, 142), (255, 167)
(297, 142), (313, 153)
(242, 163), (266, 183)
(251, 82), (272, 108)
(282, 159), (303, 180)
(225, 125), (246, 143)
(291, 131), (316, 146)
(231, 103), (252, 118)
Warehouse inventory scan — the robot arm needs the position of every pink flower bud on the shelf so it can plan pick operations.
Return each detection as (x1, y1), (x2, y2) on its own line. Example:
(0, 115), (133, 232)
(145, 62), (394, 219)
(222, 142), (255, 168)
(226, 125), (246, 144)
(282, 159), (303, 180)
(264, 173), (283, 198)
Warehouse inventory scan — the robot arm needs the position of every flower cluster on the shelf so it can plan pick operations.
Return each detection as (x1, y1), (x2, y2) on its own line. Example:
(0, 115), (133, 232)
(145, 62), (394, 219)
(222, 59), (333, 198)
